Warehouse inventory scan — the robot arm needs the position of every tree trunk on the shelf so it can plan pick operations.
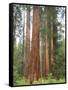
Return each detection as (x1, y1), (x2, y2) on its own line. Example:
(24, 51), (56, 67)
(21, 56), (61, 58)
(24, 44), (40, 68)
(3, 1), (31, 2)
(24, 8), (30, 79)
(49, 8), (57, 74)
(50, 16), (54, 73)
(28, 6), (40, 82)
(44, 8), (49, 77)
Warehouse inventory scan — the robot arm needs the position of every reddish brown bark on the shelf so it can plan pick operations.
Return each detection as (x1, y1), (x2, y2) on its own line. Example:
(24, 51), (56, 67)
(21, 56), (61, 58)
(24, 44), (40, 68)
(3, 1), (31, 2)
(28, 6), (40, 82)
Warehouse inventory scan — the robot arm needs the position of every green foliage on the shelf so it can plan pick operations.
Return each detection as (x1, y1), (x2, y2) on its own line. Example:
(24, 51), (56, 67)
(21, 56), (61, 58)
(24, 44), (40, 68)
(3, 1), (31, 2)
(53, 40), (65, 79)
(14, 77), (29, 86)
(13, 43), (24, 84)
(40, 28), (46, 41)
(13, 76), (65, 86)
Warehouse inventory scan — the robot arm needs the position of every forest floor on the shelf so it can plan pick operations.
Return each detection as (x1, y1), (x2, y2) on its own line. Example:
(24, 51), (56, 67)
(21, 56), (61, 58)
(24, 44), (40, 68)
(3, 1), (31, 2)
(14, 77), (65, 86)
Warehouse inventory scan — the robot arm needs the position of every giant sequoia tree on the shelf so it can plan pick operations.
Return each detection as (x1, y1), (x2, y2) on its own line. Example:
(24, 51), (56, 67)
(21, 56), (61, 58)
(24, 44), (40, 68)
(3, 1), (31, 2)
(27, 6), (40, 83)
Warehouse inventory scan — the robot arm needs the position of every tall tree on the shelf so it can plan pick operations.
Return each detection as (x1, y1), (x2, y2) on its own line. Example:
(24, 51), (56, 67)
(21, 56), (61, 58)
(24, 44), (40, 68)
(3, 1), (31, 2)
(44, 7), (50, 77)
(24, 6), (31, 79)
(40, 7), (47, 77)
(28, 6), (40, 83)
(50, 8), (57, 74)
(47, 7), (57, 74)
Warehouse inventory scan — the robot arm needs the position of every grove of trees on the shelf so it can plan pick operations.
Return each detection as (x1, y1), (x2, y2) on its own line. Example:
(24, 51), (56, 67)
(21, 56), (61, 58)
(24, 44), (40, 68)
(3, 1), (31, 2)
(13, 4), (66, 85)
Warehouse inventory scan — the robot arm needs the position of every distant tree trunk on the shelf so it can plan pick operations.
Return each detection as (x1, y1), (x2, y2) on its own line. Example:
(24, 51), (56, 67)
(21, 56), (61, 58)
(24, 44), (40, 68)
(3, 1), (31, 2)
(28, 6), (40, 83)
(44, 8), (49, 77)
(45, 32), (49, 77)
(50, 16), (54, 73)
(40, 9), (46, 78)
(40, 38), (45, 77)
(24, 7), (30, 79)
(52, 23), (57, 76)
(49, 8), (57, 74)
(21, 10), (25, 75)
